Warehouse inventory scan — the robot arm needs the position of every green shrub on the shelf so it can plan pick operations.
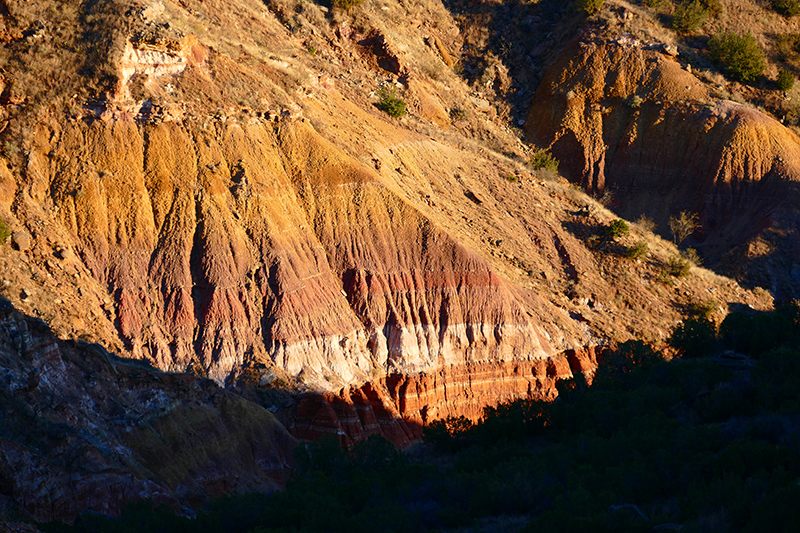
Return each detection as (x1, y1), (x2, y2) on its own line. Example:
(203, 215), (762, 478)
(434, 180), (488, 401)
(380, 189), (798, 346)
(666, 255), (691, 277)
(575, 0), (603, 14)
(699, 0), (723, 15)
(606, 219), (630, 240)
(376, 86), (407, 118)
(0, 219), (9, 246)
(530, 148), (559, 173)
(720, 309), (797, 357)
(672, 1), (709, 33)
(332, 0), (364, 9)
(624, 240), (648, 260)
(774, 0), (800, 16)
(778, 69), (795, 91)
(689, 299), (718, 319)
(708, 32), (767, 82)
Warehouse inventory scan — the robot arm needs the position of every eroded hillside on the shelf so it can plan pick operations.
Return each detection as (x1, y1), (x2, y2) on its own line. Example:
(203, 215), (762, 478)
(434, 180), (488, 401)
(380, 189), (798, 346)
(0, 0), (790, 522)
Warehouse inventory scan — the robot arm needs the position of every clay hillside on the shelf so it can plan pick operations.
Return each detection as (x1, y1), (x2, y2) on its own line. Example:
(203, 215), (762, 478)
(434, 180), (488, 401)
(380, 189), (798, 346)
(0, 0), (797, 523)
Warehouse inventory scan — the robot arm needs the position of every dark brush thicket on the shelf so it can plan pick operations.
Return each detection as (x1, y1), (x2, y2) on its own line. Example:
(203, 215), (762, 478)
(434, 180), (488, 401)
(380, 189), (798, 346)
(43, 304), (800, 533)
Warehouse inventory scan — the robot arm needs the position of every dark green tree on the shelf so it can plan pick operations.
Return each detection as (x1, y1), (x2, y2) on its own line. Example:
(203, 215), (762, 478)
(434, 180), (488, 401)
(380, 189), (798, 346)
(708, 32), (766, 82)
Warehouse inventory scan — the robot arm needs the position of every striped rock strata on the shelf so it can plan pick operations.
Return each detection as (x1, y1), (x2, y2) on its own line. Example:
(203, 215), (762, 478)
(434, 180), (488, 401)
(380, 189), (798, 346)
(293, 348), (599, 447)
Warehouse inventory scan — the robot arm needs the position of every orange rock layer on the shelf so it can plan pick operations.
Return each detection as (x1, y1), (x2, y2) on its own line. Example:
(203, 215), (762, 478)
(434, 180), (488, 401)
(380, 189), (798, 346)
(293, 347), (598, 447)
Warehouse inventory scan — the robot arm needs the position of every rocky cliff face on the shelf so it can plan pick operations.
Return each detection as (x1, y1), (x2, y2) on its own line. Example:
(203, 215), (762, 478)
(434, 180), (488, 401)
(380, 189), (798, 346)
(292, 347), (598, 448)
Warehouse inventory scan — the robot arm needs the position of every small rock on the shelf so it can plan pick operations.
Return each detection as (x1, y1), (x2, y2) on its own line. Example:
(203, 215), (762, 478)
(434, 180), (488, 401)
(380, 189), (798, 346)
(471, 97), (492, 111)
(11, 231), (31, 251)
(56, 248), (74, 261)
(20, 288), (31, 300)
(657, 43), (679, 57)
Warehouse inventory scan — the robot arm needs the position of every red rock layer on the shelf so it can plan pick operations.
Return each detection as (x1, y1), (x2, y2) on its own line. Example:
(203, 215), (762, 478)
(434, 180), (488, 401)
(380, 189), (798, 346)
(292, 347), (598, 447)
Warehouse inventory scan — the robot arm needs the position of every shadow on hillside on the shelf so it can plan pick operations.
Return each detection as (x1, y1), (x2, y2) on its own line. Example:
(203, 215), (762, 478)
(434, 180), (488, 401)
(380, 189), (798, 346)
(439, 0), (584, 125)
(560, 217), (628, 256)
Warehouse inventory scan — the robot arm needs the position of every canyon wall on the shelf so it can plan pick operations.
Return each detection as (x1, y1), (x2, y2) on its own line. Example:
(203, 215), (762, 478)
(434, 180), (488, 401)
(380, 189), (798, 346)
(19, 114), (587, 390)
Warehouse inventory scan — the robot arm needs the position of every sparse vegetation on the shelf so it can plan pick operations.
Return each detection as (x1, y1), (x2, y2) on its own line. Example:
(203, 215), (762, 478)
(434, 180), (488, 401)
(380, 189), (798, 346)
(699, 0), (723, 15)
(773, 0), (800, 16)
(666, 255), (692, 277)
(635, 214), (656, 232)
(530, 148), (559, 173)
(689, 299), (718, 319)
(605, 219), (630, 240)
(331, 0), (364, 9)
(593, 189), (615, 208)
(624, 240), (648, 260)
(778, 33), (800, 61)
(669, 211), (699, 246)
(575, 0), (604, 15)
(625, 94), (643, 108)
(2, 141), (19, 160)
(0, 219), (10, 246)
(670, 316), (718, 357)
(48, 304), (800, 533)
(376, 86), (407, 118)
(778, 69), (795, 91)
(681, 247), (703, 266)
(708, 32), (767, 83)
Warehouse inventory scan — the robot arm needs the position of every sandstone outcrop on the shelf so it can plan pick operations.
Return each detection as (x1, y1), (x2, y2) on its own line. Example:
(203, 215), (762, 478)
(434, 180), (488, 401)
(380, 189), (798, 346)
(31, 115), (580, 389)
